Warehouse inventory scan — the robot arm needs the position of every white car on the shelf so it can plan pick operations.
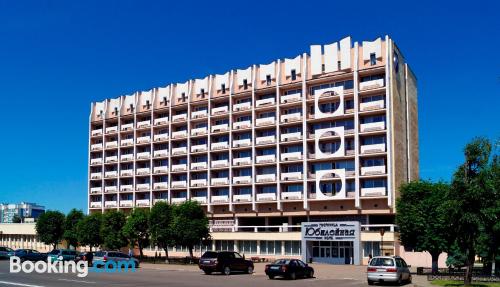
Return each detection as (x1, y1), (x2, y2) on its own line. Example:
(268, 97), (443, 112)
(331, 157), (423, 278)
(367, 256), (411, 285)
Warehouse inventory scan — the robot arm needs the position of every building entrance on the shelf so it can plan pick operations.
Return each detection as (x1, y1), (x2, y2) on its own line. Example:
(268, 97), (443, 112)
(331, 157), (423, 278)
(311, 241), (354, 264)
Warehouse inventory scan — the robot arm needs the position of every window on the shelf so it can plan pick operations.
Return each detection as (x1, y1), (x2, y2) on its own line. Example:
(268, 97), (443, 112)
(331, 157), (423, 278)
(363, 241), (381, 257)
(291, 69), (296, 81)
(200, 89), (205, 97)
(266, 75), (271, 86)
(370, 53), (376, 66)
(221, 84), (226, 94)
(284, 241), (301, 255)
(260, 241), (282, 255)
(238, 241), (257, 254)
(243, 79), (248, 90)
(181, 93), (186, 101)
(337, 61), (341, 70)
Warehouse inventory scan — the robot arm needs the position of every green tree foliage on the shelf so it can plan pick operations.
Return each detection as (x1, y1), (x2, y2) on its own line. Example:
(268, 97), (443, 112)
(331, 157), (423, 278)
(172, 200), (209, 258)
(76, 213), (102, 251)
(100, 210), (128, 250)
(63, 209), (84, 248)
(12, 214), (22, 223)
(150, 201), (175, 261)
(396, 180), (451, 273)
(35, 210), (65, 249)
(123, 208), (150, 258)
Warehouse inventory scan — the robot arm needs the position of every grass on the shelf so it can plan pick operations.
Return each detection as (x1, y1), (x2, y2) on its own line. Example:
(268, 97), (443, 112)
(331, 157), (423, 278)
(431, 280), (500, 287)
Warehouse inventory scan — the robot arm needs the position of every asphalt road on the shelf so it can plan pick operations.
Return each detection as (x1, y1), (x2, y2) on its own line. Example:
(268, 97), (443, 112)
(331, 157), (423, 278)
(0, 260), (368, 287)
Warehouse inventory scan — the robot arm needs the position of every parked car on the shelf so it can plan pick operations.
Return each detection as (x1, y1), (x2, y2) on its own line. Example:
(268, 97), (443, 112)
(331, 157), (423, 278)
(199, 251), (254, 275)
(367, 256), (411, 285)
(93, 251), (139, 268)
(78, 251), (94, 266)
(265, 259), (314, 280)
(0, 247), (14, 259)
(47, 249), (79, 262)
(13, 249), (47, 262)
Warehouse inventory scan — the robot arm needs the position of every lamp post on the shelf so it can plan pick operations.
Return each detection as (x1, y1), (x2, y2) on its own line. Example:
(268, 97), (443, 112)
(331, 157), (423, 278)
(379, 228), (385, 256)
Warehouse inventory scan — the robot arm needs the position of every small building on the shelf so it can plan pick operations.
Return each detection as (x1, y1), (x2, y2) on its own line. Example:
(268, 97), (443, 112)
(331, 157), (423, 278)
(0, 202), (45, 223)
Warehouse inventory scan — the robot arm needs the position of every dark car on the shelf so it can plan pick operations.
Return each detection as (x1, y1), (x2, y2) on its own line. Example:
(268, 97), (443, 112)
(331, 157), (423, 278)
(78, 251), (94, 266)
(93, 251), (139, 268)
(199, 251), (254, 275)
(47, 249), (79, 262)
(0, 247), (14, 259)
(14, 249), (47, 262)
(265, 259), (314, 280)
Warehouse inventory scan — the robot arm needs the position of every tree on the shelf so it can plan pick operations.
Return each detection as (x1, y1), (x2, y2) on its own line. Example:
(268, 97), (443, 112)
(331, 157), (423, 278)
(150, 201), (175, 262)
(396, 180), (451, 273)
(76, 213), (102, 251)
(172, 200), (209, 259)
(35, 210), (65, 249)
(63, 209), (84, 248)
(123, 208), (150, 259)
(446, 137), (497, 285)
(12, 214), (22, 223)
(100, 210), (128, 250)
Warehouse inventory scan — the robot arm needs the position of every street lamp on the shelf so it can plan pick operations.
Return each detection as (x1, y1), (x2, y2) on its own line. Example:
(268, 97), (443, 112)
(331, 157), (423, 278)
(379, 228), (385, 256)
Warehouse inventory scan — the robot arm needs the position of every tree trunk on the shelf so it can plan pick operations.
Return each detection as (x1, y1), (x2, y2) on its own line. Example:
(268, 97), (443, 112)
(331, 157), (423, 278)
(430, 251), (440, 274)
(90, 246), (93, 252)
(138, 242), (144, 259)
(164, 248), (169, 263)
(464, 249), (475, 286)
(188, 246), (194, 264)
(53, 243), (57, 250)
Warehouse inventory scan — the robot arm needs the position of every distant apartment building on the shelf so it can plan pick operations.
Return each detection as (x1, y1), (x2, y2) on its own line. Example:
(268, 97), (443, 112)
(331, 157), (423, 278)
(88, 35), (419, 265)
(0, 202), (45, 223)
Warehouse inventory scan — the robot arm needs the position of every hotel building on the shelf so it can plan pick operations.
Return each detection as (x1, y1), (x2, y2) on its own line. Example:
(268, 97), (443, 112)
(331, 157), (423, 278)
(88, 35), (419, 265)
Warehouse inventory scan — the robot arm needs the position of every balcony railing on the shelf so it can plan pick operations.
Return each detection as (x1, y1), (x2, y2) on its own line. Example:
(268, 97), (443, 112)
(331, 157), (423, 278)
(171, 130), (187, 139)
(233, 121), (251, 129)
(137, 136), (151, 144)
(91, 143), (103, 151)
(104, 186), (117, 193)
(136, 152), (151, 159)
(233, 139), (251, 148)
(255, 117), (275, 126)
(211, 159), (229, 168)
(105, 126), (118, 134)
(90, 202), (102, 208)
(280, 172), (302, 181)
(136, 199), (151, 207)
(105, 156), (118, 163)
(120, 200), (133, 207)
(90, 158), (102, 165)
(256, 174), (276, 183)
(171, 147), (187, 155)
(191, 162), (207, 170)
(171, 181), (187, 188)
(137, 120), (151, 129)
(211, 124), (229, 133)
(233, 102), (251, 112)
(120, 185), (133, 191)
(191, 144), (207, 152)
(90, 187), (102, 193)
(154, 117), (168, 126)
(192, 110), (208, 119)
(105, 201), (117, 208)
(105, 171), (117, 178)
(172, 114), (187, 122)
(233, 194), (252, 202)
(136, 184), (150, 191)
(281, 131), (303, 141)
(281, 191), (302, 200)
(211, 142), (229, 150)
(256, 193), (276, 201)
(212, 106), (229, 115)
(191, 127), (208, 136)
(121, 138), (134, 147)
(120, 154), (134, 161)
(359, 79), (385, 90)
(360, 121), (385, 132)
(361, 187), (386, 197)
(153, 182), (169, 190)
(171, 164), (187, 172)
(233, 176), (252, 184)
(256, 154), (275, 164)
(136, 168), (150, 175)
(256, 98), (275, 107)
(361, 143), (386, 154)
(171, 197), (187, 203)
(154, 150), (168, 157)
(211, 195), (229, 203)
(191, 179), (207, 187)
(233, 157), (252, 166)
(90, 172), (101, 179)
(192, 196), (207, 203)
(154, 134), (169, 142)
(120, 170), (133, 177)
(91, 129), (103, 136)
(280, 113), (302, 123)
(256, 135), (276, 145)
(280, 152), (302, 161)
(153, 166), (168, 174)
(280, 92), (301, 103)
(121, 123), (133, 131)
(361, 165), (386, 176)
(360, 100), (385, 111)
(211, 177), (229, 186)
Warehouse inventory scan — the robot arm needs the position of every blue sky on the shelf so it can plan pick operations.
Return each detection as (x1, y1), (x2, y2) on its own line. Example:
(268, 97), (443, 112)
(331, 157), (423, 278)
(0, 1), (498, 213)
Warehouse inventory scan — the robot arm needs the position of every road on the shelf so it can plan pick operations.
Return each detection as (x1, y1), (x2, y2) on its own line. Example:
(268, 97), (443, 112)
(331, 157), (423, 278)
(0, 261), (368, 287)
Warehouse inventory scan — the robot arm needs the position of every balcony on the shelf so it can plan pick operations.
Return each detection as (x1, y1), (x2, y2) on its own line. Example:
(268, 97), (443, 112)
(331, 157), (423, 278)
(136, 168), (150, 175)
(360, 122), (385, 132)
(153, 166), (168, 174)
(91, 143), (103, 151)
(136, 152), (151, 159)
(120, 200), (133, 207)
(105, 126), (118, 134)
(137, 136), (151, 144)
(137, 120), (151, 129)
(153, 198), (168, 205)
(136, 183), (150, 191)
(280, 152), (302, 161)
(104, 186), (117, 193)
(105, 201), (117, 208)
(192, 196), (207, 204)
(91, 129), (103, 136)
(172, 114), (188, 122)
(105, 171), (117, 178)
(191, 144), (207, 152)
(154, 149), (169, 157)
(256, 174), (276, 183)
(256, 154), (275, 164)
(233, 139), (251, 148)
(233, 194), (251, 202)
(171, 147), (187, 155)
(90, 202), (102, 208)
(90, 158), (102, 165)
(360, 79), (385, 91)
(361, 143), (386, 154)
(120, 154), (133, 161)
(361, 187), (386, 197)
(121, 138), (134, 147)
(105, 156), (118, 163)
(90, 172), (101, 179)
(257, 193), (276, 201)
(233, 102), (251, 112)
(120, 169), (133, 177)
(172, 130), (187, 139)
(361, 165), (386, 175)
(121, 123), (133, 131)
(192, 110), (208, 119)
(136, 199), (151, 207)
(171, 181), (187, 188)
(154, 117), (168, 126)
(233, 121), (251, 129)
(211, 106), (229, 115)
(120, 185), (133, 191)
(153, 182), (169, 190)
(171, 164), (187, 172)
(191, 162), (207, 170)
(154, 134), (169, 142)
(280, 113), (302, 123)
(211, 141), (229, 150)
(233, 176), (252, 184)
(90, 187), (102, 193)
(211, 159), (229, 168)
(281, 191), (302, 200)
(191, 179), (207, 187)
(191, 127), (208, 136)
(280, 132), (302, 142)
(171, 197), (187, 203)
(280, 92), (301, 103)
(281, 172), (302, 181)
(211, 177), (229, 186)
(105, 141), (118, 149)
(256, 117), (275, 126)
(233, 157), (252, 166)
(256, 98), (275, 107)
(211, 195), (229, 203)
(211, 124), (229, 133)
(256, 135), (276, 145)
(360, 100), (385, 111)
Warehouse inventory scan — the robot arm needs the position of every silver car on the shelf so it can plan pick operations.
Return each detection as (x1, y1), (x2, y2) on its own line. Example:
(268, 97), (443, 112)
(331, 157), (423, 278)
(367, 256), (411, 285)
(93, 251), (139, 268)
